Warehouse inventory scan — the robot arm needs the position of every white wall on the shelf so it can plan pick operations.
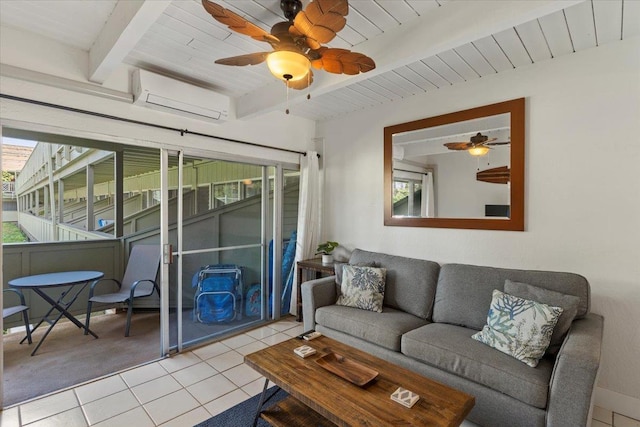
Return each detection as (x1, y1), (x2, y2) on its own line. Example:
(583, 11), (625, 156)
(0, 80), (316, 166)
(428, 146), (510, 218)
(0, 25), (317, 161)
(317, 37), (640, 417)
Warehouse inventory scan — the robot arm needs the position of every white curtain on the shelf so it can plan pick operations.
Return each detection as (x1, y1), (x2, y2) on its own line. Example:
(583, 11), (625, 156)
(290, 151), (321, 313)
(421, 172), (435, 218)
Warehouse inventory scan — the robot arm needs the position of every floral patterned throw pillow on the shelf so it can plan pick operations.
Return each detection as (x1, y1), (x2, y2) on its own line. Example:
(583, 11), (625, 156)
(472, 289), (564, 367)
(336, 265), (387, 312)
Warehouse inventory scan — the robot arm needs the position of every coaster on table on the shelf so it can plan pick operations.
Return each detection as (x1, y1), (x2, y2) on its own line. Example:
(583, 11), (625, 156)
(391, 387), (420, 408)
(293, 345), (317, 358)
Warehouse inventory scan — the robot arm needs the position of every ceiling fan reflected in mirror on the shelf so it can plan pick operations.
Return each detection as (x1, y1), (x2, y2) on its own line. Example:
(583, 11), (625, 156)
(443, 132), (510, 157)
(201, 0), (376, 94)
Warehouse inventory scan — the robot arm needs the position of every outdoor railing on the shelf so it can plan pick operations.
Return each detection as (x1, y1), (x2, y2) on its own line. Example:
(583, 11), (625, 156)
(2, 181), (15, 197)
(2, 239), (122, 329)
(16, 213), (53, 241)
(17, 212), (112, 242)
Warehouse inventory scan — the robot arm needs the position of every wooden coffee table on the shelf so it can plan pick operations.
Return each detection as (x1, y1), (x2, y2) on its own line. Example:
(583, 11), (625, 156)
(245, 335), (475, 427)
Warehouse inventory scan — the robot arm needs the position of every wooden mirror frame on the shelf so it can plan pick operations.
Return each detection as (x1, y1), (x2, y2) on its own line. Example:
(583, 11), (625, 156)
(384, 98), (525, 231)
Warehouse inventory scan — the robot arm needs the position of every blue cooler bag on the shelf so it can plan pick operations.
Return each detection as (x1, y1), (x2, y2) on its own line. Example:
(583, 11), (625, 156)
(196, 276), (235, 323)
(192, 265), (243, 323)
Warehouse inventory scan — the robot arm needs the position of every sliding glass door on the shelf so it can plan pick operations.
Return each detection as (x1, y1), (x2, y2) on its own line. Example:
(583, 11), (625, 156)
(160, 151), (299, 352)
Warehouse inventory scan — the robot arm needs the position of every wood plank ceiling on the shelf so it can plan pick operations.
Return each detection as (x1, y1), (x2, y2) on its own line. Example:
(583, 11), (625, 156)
(1, 0), (639, 122)
(124, 0), (639, 120)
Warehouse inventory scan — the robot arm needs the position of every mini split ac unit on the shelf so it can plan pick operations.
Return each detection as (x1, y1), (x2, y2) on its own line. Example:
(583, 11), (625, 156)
(132, 69), (232, 123)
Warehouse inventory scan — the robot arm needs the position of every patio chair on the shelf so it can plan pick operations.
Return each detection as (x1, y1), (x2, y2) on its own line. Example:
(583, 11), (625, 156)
(85, 245), (161, 337)
(3, 288), (32, 344)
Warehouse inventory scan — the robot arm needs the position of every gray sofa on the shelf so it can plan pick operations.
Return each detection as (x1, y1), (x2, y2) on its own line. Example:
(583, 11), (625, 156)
(302, 249), (604, 427)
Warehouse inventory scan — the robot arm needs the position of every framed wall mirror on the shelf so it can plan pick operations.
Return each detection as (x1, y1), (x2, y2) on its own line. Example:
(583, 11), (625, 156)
(384, 98), (525, 231)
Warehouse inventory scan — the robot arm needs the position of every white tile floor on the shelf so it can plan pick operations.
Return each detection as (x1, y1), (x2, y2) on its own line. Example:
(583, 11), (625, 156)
(1, 317), (638, 427)
(1, 318), (303, 427)
(593, 405), (640, 427)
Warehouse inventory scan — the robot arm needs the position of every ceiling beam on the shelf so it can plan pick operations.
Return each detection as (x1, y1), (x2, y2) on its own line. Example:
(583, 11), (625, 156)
(89, 0), (171, 84)
(235, 0), (583, 119)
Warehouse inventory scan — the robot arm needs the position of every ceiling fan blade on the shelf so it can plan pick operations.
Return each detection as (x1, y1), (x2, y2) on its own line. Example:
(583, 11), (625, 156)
(290, 0), (348, 50)
(287, 70), (314, 90)
(477, 166), (510, 184)
(202, 0), (279, 44)
(485, 141), (510, 146)
(311, 48), (375, 74)
(215, 52), (270, 66)
(444, 142), (472, 150)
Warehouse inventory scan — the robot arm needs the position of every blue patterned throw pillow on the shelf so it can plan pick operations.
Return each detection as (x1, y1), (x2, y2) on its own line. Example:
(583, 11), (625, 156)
(336, 265), (387, 312)
(472, 289), (564, 367)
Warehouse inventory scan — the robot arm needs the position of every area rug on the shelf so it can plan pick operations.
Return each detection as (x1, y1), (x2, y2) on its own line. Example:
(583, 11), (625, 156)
(195, 387), (288, 427)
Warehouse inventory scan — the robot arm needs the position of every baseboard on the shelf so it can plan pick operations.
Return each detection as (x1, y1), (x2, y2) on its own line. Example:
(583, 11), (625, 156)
(595, 387), (640, 420)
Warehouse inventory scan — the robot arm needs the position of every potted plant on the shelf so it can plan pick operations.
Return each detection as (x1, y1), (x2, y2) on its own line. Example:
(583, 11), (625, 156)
(316, 241), (339, 264)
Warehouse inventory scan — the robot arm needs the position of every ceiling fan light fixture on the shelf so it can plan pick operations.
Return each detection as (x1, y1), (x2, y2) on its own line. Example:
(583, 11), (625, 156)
(267, 50), (310, 82)
(468, 146), (490, 156)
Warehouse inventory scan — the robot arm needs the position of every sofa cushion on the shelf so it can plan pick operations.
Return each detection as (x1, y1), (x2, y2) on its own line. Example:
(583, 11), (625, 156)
(402, 323), (554, 408)
(349, 249), (440, 319)
(334, 261), (377, 290)
(316, 305), (428, 351)
(432, 264), (590, 330)
(336, 265), (387, 312)
(505, 280), (580, 355)
(471, 290), (563, 367)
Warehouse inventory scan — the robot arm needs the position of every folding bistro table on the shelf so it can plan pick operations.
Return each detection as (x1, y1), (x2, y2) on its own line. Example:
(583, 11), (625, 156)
(9, 270), (104, 356)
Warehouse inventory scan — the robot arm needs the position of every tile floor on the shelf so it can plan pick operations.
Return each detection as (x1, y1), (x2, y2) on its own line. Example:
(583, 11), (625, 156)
(1, 317), (638, 427)
(593, 406), (640, 427)
(1, 318), (303, 427)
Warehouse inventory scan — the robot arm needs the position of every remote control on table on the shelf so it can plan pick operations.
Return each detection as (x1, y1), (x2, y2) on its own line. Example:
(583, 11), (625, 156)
(297, 330), (315, 339)
(303, 331), (322, 341)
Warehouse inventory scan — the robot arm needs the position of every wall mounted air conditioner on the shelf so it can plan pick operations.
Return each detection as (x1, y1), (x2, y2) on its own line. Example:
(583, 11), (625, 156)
(132, 69), (232, 123)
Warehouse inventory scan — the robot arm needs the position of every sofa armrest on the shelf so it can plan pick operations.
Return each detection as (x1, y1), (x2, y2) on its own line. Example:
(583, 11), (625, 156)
(547, 313), (604, 427)
(302, 276), (336, 332)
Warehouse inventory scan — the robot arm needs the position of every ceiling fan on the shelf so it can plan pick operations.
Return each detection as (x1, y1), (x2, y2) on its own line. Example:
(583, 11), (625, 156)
(443, 132), (510, 156)
(201, 0), (376, 91)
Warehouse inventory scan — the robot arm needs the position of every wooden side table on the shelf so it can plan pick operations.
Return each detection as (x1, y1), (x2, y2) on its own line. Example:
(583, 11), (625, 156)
(296, 258), (336, 322)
